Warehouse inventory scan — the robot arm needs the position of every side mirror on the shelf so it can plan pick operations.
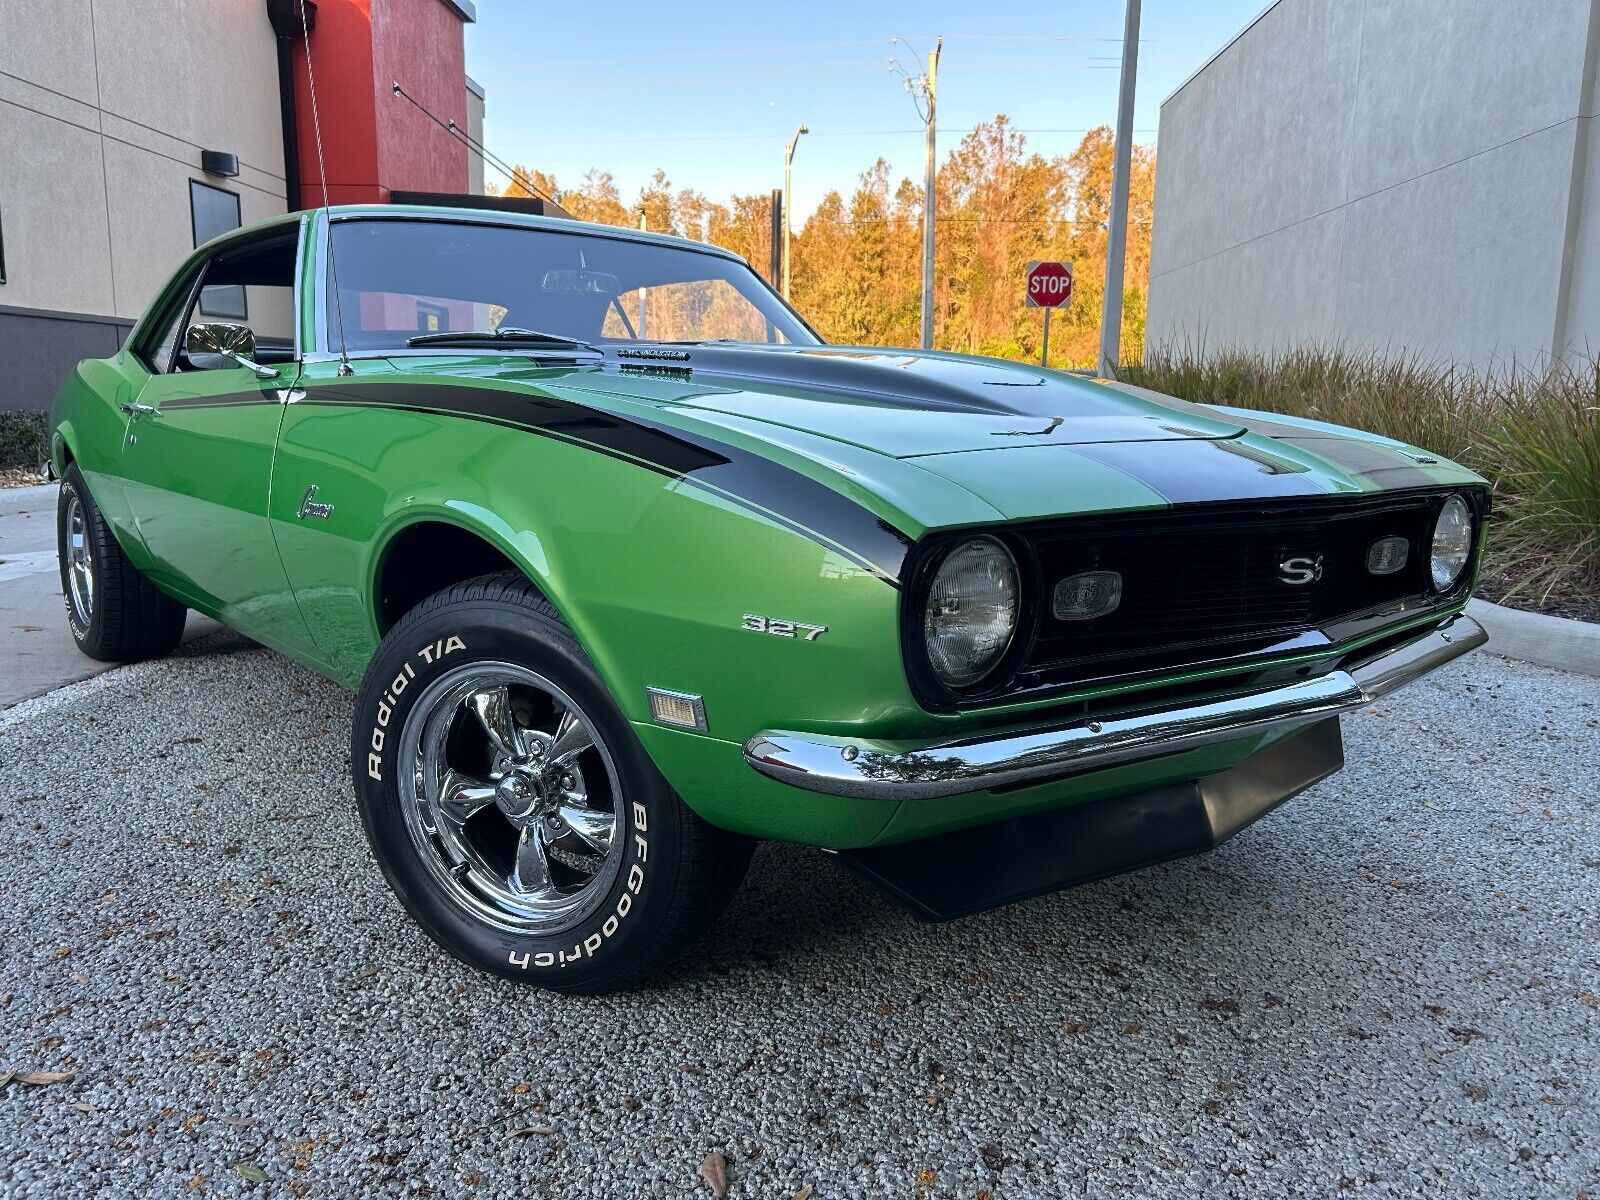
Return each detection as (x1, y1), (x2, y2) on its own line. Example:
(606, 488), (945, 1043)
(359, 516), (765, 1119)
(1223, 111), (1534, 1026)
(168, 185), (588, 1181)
(186, 322), (276, 379)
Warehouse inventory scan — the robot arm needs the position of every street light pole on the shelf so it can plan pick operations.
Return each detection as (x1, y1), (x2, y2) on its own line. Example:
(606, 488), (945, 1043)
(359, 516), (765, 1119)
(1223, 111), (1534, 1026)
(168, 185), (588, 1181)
(782, 123), (808, 300)
(920, 37), (942, 350)
(1098, 0), (1141, 378)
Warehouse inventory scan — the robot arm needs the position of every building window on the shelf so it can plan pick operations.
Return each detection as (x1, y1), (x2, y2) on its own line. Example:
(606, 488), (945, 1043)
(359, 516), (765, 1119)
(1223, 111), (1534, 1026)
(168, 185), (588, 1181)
(416, 301), (450, 333)
(189, 180), (245, 318)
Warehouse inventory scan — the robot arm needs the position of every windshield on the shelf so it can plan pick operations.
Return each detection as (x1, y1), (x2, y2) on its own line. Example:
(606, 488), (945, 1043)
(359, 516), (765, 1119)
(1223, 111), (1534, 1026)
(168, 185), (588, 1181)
(323, 218), (818, 353)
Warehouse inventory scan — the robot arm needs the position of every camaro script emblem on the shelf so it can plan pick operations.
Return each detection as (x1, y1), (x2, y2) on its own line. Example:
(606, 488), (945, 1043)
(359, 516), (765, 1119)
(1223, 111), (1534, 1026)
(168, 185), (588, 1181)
(1277, 554), (1325, 586)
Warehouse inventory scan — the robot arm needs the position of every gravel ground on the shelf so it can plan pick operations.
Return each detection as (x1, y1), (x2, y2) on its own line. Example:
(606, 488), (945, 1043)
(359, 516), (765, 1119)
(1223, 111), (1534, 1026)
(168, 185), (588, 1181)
(0, 633), (1596, 1199)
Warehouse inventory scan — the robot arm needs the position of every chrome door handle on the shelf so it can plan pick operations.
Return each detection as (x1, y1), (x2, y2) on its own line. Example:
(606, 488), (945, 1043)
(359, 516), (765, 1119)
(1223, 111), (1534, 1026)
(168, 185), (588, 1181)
(120, 402), (160, 419)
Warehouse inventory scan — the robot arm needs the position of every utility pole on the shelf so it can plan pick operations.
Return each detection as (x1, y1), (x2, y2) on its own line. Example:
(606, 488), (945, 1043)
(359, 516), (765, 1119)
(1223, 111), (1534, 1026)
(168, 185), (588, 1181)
(1098, 0), (1141, 379)
(768, 188), (783, 287)
(892, 36), (942, 349)
(637, 206), (649, 339)
(782, 124), (808, 300)
(920, 38), (942, 349)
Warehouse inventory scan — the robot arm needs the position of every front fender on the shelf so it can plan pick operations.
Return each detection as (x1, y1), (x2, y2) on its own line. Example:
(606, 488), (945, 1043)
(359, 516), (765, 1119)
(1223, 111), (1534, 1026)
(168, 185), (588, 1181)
(49, 353), (147, 543)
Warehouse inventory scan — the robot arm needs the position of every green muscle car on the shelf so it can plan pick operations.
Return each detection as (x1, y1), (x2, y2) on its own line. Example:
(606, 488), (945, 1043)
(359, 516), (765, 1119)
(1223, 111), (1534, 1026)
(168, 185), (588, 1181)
(50, 205), (1489, 993)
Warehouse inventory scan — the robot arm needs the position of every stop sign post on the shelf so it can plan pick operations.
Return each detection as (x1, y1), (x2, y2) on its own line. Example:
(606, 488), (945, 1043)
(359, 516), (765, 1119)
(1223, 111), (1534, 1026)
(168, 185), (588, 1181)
(1025, 260), (1073, 365)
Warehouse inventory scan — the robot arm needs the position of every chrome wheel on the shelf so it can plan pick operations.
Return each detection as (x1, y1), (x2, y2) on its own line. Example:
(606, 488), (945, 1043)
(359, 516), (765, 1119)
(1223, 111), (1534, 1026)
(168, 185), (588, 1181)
(63, 487), (94, 627)
(397, 662), (625, 935)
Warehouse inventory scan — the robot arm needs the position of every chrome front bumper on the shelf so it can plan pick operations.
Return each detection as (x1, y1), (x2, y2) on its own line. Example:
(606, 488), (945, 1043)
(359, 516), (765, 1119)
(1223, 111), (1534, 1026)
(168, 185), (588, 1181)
(744, 613), (1487, 801)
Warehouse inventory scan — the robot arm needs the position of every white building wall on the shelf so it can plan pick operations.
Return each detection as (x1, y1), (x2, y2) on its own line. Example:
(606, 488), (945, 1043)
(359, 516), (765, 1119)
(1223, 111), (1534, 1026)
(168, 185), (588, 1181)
(0, 0), (286, 322)
(1146, 0), (1600, 369)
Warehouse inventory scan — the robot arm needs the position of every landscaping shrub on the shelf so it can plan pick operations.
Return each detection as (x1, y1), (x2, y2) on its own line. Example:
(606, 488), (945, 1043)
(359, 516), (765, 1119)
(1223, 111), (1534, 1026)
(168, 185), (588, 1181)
(0, 411), (48, 471)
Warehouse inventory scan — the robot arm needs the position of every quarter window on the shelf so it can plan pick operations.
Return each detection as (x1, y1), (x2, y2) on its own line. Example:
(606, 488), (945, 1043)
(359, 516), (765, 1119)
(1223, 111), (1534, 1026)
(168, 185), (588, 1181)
(137, 264), (204, 374)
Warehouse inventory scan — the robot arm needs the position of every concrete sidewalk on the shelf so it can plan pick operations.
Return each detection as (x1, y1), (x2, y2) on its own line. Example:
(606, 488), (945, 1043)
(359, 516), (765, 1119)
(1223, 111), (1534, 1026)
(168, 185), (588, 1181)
(0, 483), (216, 708)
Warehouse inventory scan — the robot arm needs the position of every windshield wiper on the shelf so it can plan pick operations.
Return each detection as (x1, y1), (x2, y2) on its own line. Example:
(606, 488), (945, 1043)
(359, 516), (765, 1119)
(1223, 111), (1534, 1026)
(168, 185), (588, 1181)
(406, 326), (601, 353)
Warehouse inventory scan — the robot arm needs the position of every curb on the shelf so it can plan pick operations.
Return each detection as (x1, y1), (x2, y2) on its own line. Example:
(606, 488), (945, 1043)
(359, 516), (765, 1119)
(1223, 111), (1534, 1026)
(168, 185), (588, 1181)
(0, 482), (55, 517)
(1467, 598), (1600, 678)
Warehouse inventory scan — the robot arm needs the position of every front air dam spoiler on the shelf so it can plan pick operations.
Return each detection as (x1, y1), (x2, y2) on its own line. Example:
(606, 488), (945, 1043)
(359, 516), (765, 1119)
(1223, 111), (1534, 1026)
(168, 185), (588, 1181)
(831, 716), (1344, 921)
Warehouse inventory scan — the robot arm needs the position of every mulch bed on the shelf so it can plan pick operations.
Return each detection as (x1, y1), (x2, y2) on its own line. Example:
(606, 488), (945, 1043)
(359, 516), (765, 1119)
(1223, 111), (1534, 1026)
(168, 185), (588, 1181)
(1477, 560), (1599, 625)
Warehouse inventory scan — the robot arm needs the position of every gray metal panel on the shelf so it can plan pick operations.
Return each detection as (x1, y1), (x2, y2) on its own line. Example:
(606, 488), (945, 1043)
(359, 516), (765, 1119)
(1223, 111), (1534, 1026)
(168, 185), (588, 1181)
(0, 305), (132, 412)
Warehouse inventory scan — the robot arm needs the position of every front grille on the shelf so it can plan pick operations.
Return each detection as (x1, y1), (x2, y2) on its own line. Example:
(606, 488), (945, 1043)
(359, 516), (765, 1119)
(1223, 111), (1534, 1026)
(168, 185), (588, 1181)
(902, 489), (1484, 709)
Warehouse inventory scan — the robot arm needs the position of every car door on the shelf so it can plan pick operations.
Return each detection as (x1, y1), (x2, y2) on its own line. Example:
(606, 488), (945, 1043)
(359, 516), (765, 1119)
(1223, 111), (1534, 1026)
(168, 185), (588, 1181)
(118, 227), (315, 656)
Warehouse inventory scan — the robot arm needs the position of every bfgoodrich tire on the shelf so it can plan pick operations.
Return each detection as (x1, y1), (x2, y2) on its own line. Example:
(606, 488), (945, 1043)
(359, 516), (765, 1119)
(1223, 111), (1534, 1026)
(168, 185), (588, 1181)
(57, 463), (187, 662)
(351, 571), (753, 994)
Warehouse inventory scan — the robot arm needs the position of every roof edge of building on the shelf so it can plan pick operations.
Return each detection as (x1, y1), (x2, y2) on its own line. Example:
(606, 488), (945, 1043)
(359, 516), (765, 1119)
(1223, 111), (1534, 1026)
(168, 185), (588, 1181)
(1160, 0), (1283, 110)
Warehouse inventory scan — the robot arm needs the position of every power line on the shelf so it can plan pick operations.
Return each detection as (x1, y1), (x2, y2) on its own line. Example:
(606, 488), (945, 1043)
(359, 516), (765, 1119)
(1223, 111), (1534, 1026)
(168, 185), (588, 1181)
(491, 56), (1158, 95)
(488, 58), (913, 94)
(472, 32), (1210, 72)
(390, 81), (560, 207)
(494, 127), (1158, 149)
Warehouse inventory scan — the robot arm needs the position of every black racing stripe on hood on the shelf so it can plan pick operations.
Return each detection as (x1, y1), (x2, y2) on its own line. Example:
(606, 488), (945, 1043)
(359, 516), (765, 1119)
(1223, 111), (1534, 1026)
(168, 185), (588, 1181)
(1274, 437), (1442, 490)
(302, 381), (913, 585)
(1218, 413), (1443, 490)
(1070, 438), (1331, 504)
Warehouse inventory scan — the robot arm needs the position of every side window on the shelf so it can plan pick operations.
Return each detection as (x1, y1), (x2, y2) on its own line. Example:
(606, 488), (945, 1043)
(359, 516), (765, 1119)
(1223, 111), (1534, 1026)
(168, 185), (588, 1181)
(177, 232), (299, 371)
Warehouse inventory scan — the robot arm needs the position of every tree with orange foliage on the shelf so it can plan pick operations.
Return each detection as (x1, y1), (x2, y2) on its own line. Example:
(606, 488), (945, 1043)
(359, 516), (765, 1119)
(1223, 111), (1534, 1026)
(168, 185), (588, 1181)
(494, 119), (1155, 368)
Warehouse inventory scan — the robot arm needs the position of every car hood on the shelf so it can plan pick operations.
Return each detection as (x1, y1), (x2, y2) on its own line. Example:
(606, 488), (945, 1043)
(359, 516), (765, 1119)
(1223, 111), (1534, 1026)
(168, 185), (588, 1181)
(559, 343), (1247, 456)
(384, 347), (1485, 537)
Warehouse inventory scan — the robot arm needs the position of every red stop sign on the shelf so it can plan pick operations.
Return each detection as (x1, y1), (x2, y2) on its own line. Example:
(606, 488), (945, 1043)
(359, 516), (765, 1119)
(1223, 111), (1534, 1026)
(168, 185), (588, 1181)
(1025, 260), (1073, 308)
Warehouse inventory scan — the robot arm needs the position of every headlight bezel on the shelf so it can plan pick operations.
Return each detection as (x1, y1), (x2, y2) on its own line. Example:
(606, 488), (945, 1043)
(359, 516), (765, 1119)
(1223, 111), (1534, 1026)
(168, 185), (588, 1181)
(903, 531), (1038, 707)
(1428, 492), (1476, 594)
(922, 535), (1021, 688)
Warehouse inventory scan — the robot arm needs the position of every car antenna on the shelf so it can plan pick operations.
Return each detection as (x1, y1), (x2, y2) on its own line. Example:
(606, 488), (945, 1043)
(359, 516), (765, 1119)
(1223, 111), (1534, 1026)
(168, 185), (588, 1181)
(297, 0), (353, 377)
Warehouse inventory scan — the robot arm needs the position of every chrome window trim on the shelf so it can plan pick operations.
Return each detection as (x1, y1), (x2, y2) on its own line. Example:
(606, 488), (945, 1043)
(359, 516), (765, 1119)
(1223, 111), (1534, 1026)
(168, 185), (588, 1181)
(311, 211), (823, 357)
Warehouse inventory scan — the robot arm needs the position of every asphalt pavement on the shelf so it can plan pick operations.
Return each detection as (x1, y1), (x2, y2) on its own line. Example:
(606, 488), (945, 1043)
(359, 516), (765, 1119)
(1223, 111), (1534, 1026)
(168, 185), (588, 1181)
(0, 483), (217, 708)
(0, 630), (1596, 1198)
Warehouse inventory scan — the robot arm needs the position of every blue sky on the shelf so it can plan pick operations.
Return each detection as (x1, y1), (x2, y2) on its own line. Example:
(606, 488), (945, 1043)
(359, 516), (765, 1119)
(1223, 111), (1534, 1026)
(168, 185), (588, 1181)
(466, 1), (1265, 220)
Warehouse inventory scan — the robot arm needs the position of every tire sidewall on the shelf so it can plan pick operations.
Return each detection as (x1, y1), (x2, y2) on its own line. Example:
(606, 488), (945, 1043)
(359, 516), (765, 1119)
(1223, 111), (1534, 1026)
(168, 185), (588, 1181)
(57, 467), (96, 645)
(352, 596), (684, 990)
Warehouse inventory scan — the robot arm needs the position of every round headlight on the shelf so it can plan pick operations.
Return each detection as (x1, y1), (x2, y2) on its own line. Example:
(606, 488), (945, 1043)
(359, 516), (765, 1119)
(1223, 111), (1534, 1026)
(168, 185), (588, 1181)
(1430, 494), (1474, 591)
(923, 536), (1019, 688)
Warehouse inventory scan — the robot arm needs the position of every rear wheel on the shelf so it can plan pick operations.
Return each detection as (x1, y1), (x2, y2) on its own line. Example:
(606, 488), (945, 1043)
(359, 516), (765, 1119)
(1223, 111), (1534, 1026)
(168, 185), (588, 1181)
(352, 571), (753, 994)
(57, 463), (186, 662)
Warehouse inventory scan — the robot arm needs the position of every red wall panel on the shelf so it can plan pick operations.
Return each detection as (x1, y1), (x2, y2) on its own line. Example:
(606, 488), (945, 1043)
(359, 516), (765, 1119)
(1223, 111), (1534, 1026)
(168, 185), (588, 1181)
(290, 0), (469, 209)
(372, 0), (469, 195)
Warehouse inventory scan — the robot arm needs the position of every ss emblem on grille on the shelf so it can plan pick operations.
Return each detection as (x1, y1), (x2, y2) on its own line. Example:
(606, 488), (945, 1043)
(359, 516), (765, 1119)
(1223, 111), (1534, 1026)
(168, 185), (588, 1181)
(1277, 554), (1325, 586)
